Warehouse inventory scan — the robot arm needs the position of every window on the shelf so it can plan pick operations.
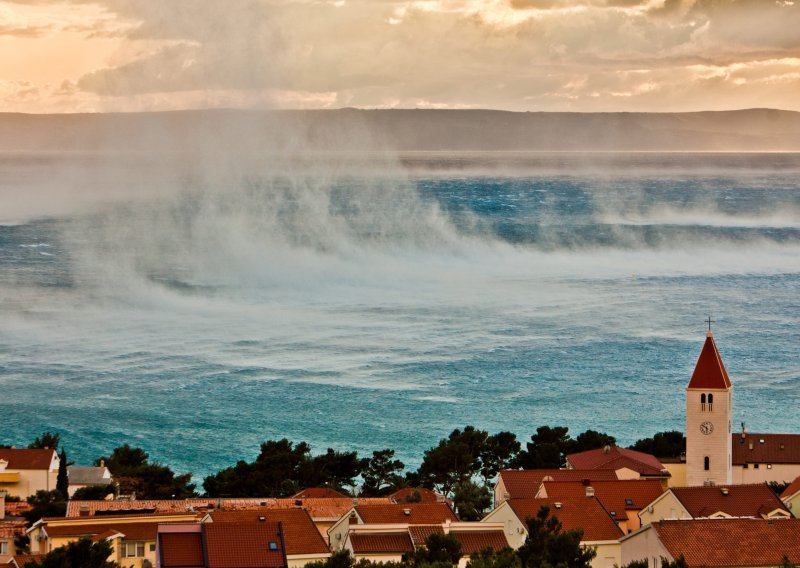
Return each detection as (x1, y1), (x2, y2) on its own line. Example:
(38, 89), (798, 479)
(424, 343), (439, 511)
(269, 542), (279, 551)
(123, 542), (146, 558)
(754, 463), (760, 469)
(704, 456), (710, 471)
(0, 542), (8, 555)
(708, 393), (714, 411)
(743, 463), (749, 469)
(700, 393), (706, 411)
(149, 543), (156, 552)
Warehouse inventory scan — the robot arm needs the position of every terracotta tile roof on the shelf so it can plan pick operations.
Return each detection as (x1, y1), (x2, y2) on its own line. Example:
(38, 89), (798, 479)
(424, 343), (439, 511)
(507, 498), (623, 542)
(0, 449), (55, 470)
(355, 503), (457, 524)
(451, 530), (510, 554)
(0, 520), (28, 538)
(566, 447), (668, 477)
(292, 488), (347, 499)
(204, 522), (287, 568)
(159, 531), (205, 568)
(498, 470), (619, 499)
(732, 433), (800, 465)
(540, 480), (665, 521)
(407, 524), (443, 546)
(671, 484), (790, 518)
(349, 532), (414, 554)
(65, 498), (306, 518)
(781, 475), (800, 500)
(264, 498), (393, 520)
(8, 555), (46, 568)
(4, 502), (32, 517)
(42, 520), (180, 540)
(652, 518), (800, 567)
(390, 488), (444, 504)
(687, 334), (732, 390)
(209, 509), (329, 555)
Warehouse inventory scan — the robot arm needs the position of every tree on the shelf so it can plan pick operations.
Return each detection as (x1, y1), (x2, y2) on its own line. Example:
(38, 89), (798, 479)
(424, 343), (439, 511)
(418, 427), (488, 496)
(418, 533), (462, 565)
(514, 427), (574, 469)
(517, 505), (595, 568)
(479, 432), (520, 485)
(452, 480), (492, 521)
(299, 448), (368, 492)
(768, 481), (791, 497)
(361, 449), (405, 496)
(630, 431), (686, 459)
(22, 490), (67, 525)
(56, 449), (70, 500)
(620, 561), (649, 568)
(71, 484), (117, 500)
(28, 432), (61, 450)
(571, 430), (616, 454)
(466, 548), (519, 568)
(780, 554), (798, 568)
(24, 537), (118, 568)
(97, 444), (195, 499)
(660, 556), (688, 568)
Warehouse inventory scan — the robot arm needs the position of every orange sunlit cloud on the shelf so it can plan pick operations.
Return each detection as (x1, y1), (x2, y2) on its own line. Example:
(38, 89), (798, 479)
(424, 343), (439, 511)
(1, 0), (799, 113)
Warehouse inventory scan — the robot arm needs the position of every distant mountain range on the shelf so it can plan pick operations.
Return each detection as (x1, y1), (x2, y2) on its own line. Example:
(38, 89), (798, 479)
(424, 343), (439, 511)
(1, 108), (799, 152)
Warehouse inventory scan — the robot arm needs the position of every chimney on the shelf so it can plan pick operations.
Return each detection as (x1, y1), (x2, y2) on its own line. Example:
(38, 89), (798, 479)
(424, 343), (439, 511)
(603, 445), (611, 454)
(585, 486), (595, 498)
(554, 502), (562, 509)
(749, 442), (754, 451)
(79, 505), (90, 517)
(403, 508), (411, 516)
(258, 516), (266, 522)
(720, 488), (729, 496)
(294, 499), (303, 508)
(100, 459), (105, 468)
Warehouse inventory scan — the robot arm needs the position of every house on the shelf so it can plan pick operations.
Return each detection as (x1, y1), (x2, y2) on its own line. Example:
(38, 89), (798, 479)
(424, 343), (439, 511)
(536, 479), (665, 533)
(203, 508), (330, 567)
(327, 502), (458, 550)
(157, 521), (288, 568)
(494, 469), (619, 504)
(67, 464), (114, 497)
(0, 449), (59, 499)
(565, 447), (671, 487)
(620, 518), (800, 567)
(344, 522), (509, 568)
(481, 497), (623, 568)
(639, 483), (791, 525)
(27, 513), (200, 567)
(0, 521), (27, 564)
(732, 433), (800, 485)
(781, 475), (800, 515)
(264, 498), (394, 542)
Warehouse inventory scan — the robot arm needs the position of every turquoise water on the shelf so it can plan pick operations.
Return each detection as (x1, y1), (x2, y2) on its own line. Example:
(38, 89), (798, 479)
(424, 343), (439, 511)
(1, 152), (798, 482)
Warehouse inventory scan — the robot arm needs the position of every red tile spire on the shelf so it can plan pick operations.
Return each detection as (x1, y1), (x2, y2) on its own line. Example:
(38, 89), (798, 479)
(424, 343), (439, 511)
(687, 332), (732, 390)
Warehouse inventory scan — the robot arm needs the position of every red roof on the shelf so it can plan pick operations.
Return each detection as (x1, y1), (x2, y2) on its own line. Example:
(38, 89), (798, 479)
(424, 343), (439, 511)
(566, 447), (668, 477)
(733, 433), (800, 465)
(781, 475), (800, 500)
(687, 334), (732, 390)
(507, 498), (623, 542)
(159, 532), (205, 568)
(652, 518), (800, 567)
(292, 488), (347, 499)
(349, 532), (414, 554)
(390, 488), (444, 504)
(451, 530), (510, 554)
(540, 480), (665, 521)
(0, 520), (28, 539)
(671, 484), (790, 518)
(264, 498), (393, 520)
(42, 521), (173, 541)
(498, 470), (619, 499)
(209, 509), (328, 555)
(407, 524), (443, 546)
(355, 503), (457, 524)
(204, 522), (287, 568)
(0, 448), (55, 470)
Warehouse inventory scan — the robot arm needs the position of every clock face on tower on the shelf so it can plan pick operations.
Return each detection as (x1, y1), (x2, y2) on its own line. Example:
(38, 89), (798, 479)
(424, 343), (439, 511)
(700, 421), (714, 435)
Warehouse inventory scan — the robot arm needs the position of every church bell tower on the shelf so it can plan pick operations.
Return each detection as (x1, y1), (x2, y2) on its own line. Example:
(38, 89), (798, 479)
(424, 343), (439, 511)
(686, 325), (733, 486)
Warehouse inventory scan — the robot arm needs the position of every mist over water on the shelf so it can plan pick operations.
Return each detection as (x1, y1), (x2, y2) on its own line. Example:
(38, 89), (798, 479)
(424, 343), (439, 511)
(1, 151), (799, 481)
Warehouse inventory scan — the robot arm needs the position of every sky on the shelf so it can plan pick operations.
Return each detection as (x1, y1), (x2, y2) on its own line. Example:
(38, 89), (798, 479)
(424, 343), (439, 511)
(1, 0), (799, 113)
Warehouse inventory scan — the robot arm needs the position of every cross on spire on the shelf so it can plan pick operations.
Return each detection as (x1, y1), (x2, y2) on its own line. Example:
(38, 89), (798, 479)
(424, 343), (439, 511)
(705, 315), (715, 333)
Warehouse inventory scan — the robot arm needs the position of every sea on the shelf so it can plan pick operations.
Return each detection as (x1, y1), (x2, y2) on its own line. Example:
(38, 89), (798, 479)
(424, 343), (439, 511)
(1, 151), (798, 483)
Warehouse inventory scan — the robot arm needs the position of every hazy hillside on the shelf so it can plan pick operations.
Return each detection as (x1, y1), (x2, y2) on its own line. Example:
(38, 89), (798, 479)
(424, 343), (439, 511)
(1, 108), (799, 153)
